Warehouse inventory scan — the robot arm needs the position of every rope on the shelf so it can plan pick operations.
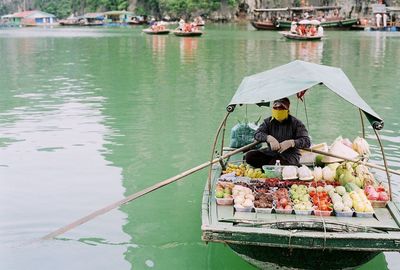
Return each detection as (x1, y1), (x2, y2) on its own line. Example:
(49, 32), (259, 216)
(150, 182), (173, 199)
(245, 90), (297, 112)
(303, 96), (310, 132)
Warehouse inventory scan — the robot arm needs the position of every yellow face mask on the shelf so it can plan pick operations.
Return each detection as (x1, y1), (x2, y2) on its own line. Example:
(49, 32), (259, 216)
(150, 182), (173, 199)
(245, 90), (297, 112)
(272, 109), (289, 122)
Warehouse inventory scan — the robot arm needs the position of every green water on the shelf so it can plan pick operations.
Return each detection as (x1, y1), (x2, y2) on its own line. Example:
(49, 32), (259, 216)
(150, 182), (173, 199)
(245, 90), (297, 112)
(0, 24), (399, 269)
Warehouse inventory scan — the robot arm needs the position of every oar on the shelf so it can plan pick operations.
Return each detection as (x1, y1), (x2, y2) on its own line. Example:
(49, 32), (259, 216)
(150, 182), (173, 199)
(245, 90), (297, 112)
(42, 141), (258, 240)
(302, 148), (400, 176)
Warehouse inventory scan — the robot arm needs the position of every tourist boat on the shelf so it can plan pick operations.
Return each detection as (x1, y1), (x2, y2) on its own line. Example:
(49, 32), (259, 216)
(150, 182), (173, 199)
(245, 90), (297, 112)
(201, 60), (400, 269)
(142, 28), (170, 35)
(277, 6), (358, 30)
(251, 8), (289, 30)
(173, 30), (203, 37)
(280, 31), (322, 40)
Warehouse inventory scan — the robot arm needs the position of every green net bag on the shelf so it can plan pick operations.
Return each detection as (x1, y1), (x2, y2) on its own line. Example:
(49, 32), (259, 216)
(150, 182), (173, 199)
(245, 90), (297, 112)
(229, 121), (261, 148)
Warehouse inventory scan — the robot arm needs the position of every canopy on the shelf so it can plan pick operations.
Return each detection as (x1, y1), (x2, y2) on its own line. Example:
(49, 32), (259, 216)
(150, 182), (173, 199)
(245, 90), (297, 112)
(310, 19), (321, 25)
(227, 60), (383, 129)
(298, 19), (311, 24)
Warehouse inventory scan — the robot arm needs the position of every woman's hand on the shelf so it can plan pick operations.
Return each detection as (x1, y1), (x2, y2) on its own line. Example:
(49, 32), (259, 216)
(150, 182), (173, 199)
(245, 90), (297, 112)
(267, 135), (280, 151)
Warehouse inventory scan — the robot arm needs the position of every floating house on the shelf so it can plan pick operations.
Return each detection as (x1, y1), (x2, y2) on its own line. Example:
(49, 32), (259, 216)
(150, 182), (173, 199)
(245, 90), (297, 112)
(22, 11), (57, 26)
(82, 13), (105, 26)
(0, 10), (56, 26)
(103, 10), (135, 25)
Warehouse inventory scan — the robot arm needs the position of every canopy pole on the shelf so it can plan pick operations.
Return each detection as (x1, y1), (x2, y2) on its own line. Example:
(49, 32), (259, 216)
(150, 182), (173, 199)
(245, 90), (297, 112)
(208, 112), (230, 192)
(373, 128), (393, 201)
(220, 117), (227, 158)
(359, 109), (365, 138)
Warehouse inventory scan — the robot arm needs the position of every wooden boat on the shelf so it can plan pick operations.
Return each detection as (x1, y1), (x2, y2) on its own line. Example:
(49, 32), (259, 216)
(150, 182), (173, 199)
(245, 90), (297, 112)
(173, 30), (203, 37)
(201, 60), (400, 269)
(276, 6), (357, 30)
(142, 28), (170, 35)
(251, 20), (279, 30)
(280, 31), (322, 40)
(251, 8), (289, 30)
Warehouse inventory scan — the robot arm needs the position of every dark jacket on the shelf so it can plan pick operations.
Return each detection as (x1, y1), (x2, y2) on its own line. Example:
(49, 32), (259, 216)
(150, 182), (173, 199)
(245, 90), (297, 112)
(254, 115), (311, 165)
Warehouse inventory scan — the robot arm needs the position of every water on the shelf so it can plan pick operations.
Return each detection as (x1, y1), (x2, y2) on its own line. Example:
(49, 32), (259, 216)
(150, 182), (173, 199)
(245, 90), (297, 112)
(0, 24), (399, 269)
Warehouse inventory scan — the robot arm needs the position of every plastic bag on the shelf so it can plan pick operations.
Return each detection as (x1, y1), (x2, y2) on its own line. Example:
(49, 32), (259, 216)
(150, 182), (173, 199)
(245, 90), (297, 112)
(229, 121), (260, 148)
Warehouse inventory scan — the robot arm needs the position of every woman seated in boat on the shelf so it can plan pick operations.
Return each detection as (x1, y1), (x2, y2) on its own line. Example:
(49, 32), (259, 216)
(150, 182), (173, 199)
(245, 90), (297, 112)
(245, 98), (311, 168)
(317, 25), (324, 36)
(290, 21), (298, 34)
(309, 25), (317, 36)
(297, 24), (306, 36)
(178, 18), (185, 30)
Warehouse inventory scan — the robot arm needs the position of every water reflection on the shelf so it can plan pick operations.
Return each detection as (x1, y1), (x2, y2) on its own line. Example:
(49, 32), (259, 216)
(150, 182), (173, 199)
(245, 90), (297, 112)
(147, 35), (167, 60)
(179, 37), (199, 63)
(289, 40), (323, 63)
(373, 31), (386, 67)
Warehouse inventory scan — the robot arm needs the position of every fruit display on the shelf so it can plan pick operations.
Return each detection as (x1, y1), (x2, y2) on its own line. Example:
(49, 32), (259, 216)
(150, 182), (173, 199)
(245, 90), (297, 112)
(274, 188), (293, 213)
(290, 184), (313, 212)
(336, 162), (375, 188)
(254, 191), (274, 209)
(232, 185), (254, 210)
(223, 163), (266, 178)
(348, 189), (374, 213)
(310, 189), (332, 212)
(364, 184), (389, 207)
(215, 181), (234, 205)
(216, 159), (389, 217)
(327, 186), (353, 213)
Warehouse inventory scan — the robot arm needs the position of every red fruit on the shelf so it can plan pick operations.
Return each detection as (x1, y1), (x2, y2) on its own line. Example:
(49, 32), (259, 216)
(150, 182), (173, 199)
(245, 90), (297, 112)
(367, 192), (379, 201)
(280, 198), (288, 207)
(378, 192), (389, 201)
(376, 185), (386, 192)
(285, 205), (292, 210)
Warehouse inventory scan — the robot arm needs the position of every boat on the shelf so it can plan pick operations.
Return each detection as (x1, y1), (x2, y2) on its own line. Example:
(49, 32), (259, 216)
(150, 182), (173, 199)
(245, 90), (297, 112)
(251, 8), (289, 30)
(201, 60), (400, 269)
(351, 5), (399, 32)
(280, 31), (322, 40)
(143, 28), (170, 35)
(173, 30), (203, 37)
(277, 6), (358, 30)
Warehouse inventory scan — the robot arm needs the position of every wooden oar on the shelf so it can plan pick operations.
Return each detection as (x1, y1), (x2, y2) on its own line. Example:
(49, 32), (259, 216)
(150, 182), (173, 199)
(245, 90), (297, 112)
(302, 148), (400, 176)
(42, 141), (258, 240)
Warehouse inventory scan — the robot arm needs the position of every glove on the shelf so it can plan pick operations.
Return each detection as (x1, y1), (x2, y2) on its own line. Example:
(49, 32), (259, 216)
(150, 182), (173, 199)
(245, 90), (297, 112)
(267, 135), (280, 151)
(278, 140), (295, 153)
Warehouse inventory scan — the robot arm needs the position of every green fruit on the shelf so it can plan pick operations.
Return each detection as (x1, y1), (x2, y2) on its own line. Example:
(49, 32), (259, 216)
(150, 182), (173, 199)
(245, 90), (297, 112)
(224, 187), (232, 195)
(216, 191), (224, 198)
(315, 155), (325, 167)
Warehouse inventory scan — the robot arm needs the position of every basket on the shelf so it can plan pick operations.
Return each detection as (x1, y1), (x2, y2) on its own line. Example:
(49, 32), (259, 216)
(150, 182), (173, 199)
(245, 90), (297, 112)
(294, 209), (313, 215)
(234, 205), (253, 212)
(371, 200), (388, 208)
(314, 210), (332, 217)
(255, 207), (273, 214)
(335, 211), (354, 217)
(216, 197), (234, 205)
(275, 208), (293, 215)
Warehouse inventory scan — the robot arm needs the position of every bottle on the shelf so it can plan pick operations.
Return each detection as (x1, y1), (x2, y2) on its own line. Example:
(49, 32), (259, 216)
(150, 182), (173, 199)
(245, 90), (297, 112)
(274, 160), (281, 176)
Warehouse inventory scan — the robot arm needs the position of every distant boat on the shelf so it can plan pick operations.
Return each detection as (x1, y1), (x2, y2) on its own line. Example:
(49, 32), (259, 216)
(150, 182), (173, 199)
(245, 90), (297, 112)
(143, 28), (170, 35)
(251, 8), (288, 30)
(280, 31), (322, 40)
(173, 30), (203, 37)
(277, 6), (357, 30)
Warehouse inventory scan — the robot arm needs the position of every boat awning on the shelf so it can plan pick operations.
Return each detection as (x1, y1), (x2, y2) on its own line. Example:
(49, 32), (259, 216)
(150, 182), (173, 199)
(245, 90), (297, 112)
(227, 60), (383, 129)
(254, 8), (289, 12)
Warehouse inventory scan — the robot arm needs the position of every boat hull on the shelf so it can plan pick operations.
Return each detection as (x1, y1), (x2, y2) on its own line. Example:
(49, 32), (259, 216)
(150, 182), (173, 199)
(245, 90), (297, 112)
(229, 244), (379, 270)
(173, 31), (202, 37)
(251, 21), (278, 30)
(278, 18), (358, 30)
(143, 29), (170, 35)
(280, 31), (322, 40)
